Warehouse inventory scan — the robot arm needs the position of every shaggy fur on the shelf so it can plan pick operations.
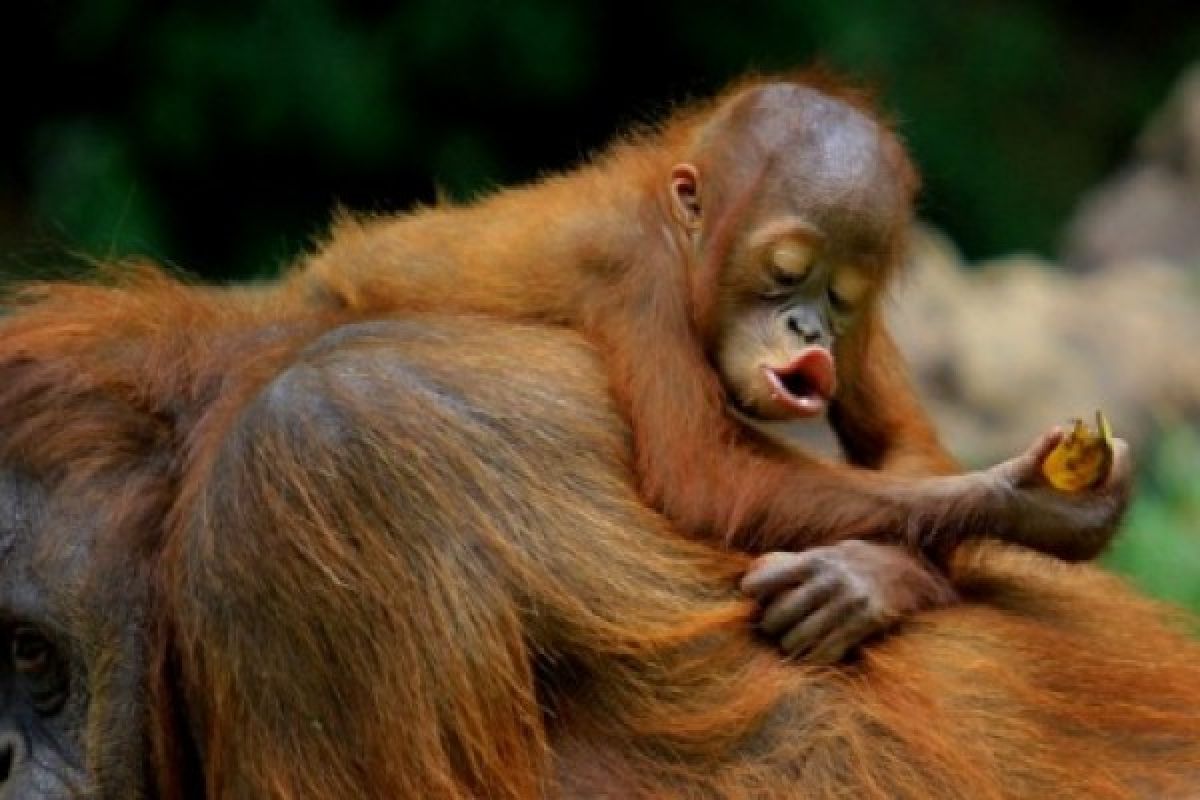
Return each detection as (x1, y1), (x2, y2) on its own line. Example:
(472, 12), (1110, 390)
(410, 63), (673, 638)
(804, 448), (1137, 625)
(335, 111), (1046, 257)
(0, 271), (1197, 798)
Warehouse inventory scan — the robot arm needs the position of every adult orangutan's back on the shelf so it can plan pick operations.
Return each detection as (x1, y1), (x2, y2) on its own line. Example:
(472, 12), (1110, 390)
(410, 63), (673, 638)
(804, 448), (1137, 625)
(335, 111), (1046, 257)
(0, 272), (1195, 797)
(165, 305), (1200, 798)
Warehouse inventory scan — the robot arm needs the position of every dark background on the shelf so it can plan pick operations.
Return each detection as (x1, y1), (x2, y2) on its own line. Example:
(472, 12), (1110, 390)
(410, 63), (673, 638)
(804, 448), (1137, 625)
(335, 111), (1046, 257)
(4, 0), (1199, 281)
(3, 1), (1200, 610)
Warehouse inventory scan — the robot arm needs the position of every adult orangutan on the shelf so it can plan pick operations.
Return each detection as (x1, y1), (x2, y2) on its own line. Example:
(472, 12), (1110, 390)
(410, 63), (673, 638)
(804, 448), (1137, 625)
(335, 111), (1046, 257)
(0, 271), (1195, 799)
(291, 74), (1132, 659)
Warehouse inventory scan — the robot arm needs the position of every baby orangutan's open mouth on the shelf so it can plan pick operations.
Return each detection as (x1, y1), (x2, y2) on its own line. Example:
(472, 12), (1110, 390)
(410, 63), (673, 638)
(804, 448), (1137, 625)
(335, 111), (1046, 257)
(762, 347), (837, 418)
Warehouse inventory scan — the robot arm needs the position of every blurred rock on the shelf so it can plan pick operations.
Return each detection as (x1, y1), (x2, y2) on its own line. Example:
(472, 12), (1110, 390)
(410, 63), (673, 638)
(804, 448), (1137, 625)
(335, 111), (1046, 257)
(890, 227), (1200, 466)
(1063, 65), (1200, 272)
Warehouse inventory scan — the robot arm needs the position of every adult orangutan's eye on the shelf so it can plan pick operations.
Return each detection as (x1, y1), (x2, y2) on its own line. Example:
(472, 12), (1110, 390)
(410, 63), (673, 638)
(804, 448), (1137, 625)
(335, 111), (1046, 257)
(11, 627), (68, 716)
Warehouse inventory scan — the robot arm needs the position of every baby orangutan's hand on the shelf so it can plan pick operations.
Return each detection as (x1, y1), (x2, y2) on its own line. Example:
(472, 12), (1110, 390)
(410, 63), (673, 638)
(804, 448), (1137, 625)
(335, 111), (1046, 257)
(741, 541), (956, 664)
(986, 426), (1134, 561)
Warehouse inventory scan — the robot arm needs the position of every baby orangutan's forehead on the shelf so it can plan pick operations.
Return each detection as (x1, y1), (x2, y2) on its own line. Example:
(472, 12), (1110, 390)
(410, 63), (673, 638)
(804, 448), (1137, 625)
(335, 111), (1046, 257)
(715, 83), (915, 258)
(770, 151), (909, 260)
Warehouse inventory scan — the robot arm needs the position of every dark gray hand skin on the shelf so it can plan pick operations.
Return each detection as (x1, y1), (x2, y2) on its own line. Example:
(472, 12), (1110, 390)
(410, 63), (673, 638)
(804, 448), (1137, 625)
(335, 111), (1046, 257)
(872, 427), (1135, 565)
(742, 429), (1134, 663)
(986, 428), (1134, 562)
(741, 541), (956, 664)
(0, 470), (151, 799)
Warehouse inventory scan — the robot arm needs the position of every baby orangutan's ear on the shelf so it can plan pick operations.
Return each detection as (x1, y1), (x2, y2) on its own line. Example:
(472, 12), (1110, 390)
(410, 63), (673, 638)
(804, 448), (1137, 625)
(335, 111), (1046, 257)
(670, 163), (702, 231)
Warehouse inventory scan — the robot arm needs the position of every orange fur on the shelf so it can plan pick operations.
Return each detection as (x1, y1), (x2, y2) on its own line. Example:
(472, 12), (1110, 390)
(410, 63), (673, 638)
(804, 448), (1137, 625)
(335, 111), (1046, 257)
(289, 75), (1050, 571)
(0, 271), (1198, 798)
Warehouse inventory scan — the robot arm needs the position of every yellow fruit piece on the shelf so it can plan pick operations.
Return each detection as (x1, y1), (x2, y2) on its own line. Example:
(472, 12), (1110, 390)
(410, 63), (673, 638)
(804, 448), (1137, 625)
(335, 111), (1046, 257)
(1041, 411), (1114, 492)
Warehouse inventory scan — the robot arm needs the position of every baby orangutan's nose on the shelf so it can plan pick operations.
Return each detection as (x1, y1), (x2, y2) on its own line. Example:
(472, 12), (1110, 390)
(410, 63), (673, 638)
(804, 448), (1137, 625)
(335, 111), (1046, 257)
(784, 308), (826, 345)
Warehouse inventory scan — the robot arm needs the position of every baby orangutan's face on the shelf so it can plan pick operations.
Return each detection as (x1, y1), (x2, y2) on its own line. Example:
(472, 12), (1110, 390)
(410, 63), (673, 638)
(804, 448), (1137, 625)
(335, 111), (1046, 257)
(666, 86), (912, 423)
(711, 227), (873, 422)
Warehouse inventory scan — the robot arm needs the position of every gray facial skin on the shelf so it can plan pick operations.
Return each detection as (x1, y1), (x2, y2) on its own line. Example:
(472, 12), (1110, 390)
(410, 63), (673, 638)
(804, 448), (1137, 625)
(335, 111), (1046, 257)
(0, 469), (150, 799)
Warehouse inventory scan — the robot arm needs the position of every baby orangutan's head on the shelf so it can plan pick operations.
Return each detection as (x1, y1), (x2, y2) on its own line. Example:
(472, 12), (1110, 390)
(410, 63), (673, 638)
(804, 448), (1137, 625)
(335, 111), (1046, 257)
(666, 80), (917, 420)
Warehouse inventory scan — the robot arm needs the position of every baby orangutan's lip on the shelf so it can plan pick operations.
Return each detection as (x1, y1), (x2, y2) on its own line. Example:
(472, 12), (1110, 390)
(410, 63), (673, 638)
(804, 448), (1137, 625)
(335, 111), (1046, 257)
(762, 347), (837, 418)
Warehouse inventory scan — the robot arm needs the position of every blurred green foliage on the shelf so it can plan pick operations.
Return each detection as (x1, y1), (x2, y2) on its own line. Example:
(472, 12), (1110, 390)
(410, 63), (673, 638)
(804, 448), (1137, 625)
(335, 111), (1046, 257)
(4, 1), (1200, 610)
(4, 0), (1200, 278)
(1107, 427), (1200, 613)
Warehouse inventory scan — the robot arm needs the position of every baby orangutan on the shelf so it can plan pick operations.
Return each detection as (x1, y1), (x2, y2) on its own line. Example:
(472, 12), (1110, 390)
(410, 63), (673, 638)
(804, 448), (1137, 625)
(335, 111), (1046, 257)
(292, 73), (1131, 662)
